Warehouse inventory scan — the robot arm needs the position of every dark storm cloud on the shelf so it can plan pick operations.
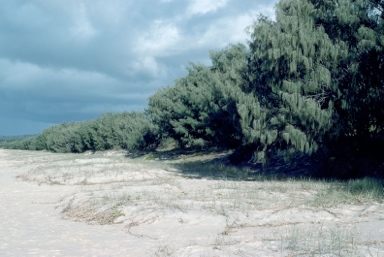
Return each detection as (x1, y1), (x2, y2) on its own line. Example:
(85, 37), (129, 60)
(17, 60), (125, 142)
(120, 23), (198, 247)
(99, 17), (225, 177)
(0, 0), (278, 135)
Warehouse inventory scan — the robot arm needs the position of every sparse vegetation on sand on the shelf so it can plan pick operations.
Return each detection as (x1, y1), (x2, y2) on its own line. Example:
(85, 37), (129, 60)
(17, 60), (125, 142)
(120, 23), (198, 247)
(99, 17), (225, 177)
(8, 149), (383, 256)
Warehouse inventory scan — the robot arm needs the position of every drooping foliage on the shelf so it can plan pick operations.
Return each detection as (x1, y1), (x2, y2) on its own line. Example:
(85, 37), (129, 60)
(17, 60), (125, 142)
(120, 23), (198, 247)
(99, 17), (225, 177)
(148, 44), (248, 148)
(244, 0), (383, 163)
(148, 0), (383, 170)
(310, 0), (384, 142)
(245, 0), (347, 161)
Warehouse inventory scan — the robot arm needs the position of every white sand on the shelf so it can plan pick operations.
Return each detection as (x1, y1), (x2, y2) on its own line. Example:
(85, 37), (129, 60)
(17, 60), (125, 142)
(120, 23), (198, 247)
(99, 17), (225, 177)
(1, 149), (383, 256)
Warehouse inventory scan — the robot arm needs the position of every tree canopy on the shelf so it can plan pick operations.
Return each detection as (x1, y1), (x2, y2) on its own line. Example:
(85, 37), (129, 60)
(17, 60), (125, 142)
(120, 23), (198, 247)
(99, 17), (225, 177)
(5, 0), (383, 177)
(148, 44), (248, 148)
(4, 112), (158, 153)
(148, 0), (383, 172)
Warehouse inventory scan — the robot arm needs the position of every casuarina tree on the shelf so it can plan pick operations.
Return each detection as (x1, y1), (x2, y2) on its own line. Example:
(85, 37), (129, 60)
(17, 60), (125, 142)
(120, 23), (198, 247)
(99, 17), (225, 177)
(245, 0), (383, 164)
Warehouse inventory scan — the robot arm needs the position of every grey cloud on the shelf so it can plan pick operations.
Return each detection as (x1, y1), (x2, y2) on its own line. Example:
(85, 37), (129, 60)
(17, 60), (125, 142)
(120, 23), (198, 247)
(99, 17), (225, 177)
(0, 0), (278, 135)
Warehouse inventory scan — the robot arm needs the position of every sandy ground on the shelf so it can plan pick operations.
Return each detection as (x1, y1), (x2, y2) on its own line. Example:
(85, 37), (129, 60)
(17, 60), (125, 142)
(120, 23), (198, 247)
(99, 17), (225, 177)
(1, 149), (384, 257)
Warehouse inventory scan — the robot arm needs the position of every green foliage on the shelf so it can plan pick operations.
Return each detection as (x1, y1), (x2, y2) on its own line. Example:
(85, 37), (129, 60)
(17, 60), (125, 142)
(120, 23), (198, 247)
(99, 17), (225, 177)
(310, 0), (384, 140)
(148, 0), (383, 173)
(346, 177), (384, 198)
(244, 0), (383, 163)
(4, 0), (383, 178)
(3, 112), (158, 153)
(246, 0), (344, 161)
(0, 135), (37, 149)
(148, 44), (247, 148)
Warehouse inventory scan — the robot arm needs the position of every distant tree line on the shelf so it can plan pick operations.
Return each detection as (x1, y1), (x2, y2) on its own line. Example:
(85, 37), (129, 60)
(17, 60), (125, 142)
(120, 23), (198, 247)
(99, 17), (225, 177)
(0, 135), (36, 148)
(3, 0), (383, 176)
(3, 112), (158, 153)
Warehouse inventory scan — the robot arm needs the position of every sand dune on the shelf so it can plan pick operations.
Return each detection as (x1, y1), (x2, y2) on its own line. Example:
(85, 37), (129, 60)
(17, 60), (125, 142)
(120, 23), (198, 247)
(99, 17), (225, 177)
(1, 149), (383, 256)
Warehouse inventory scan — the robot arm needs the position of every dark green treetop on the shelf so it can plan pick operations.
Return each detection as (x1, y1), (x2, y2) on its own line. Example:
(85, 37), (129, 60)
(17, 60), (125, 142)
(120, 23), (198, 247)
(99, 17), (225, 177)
(147, 44), (248, 148)
(245, 0), (383, 162)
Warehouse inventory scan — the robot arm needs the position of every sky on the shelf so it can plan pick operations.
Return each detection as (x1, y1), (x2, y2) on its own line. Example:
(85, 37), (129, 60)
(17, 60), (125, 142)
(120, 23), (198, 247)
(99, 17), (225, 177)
(0, 0), (278, 136)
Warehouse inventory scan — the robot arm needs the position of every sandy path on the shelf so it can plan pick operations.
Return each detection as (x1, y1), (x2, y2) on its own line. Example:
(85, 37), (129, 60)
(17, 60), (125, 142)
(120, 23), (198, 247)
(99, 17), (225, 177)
(0, 150), (156, 257)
